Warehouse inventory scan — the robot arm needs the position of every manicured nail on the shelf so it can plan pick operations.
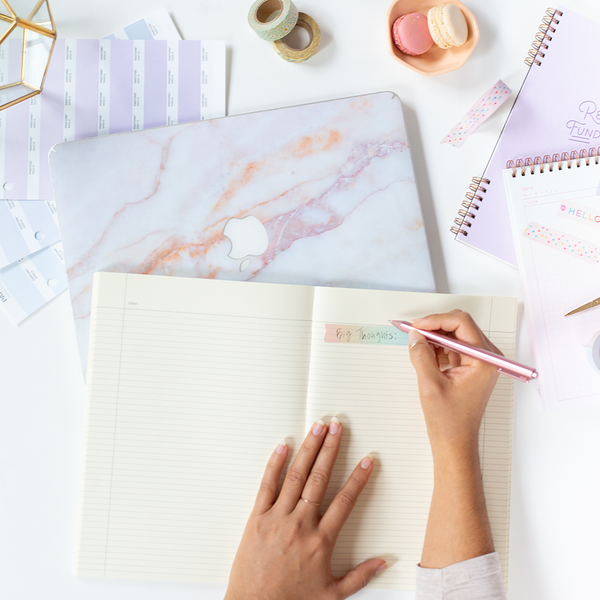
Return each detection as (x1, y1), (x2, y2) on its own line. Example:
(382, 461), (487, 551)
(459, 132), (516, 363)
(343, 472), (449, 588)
(329, 417), (341, 435)
(312, 419), (326, 436)
(376, 562), (388, 574)
(361, 456), (373, 469)
(276, 441), (287, 455)
(408, 329), (422, 349)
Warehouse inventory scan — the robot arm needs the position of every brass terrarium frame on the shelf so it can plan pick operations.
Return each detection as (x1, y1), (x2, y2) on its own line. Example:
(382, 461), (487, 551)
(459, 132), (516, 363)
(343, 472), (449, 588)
(0, 0), (57, 111)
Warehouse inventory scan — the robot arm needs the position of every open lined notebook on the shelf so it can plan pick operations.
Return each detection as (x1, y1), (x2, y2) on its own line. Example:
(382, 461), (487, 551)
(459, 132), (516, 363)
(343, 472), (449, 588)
(78, 273), (517, 589)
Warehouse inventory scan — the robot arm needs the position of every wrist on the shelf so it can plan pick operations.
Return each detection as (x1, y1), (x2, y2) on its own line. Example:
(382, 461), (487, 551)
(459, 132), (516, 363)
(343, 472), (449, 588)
(430, 437), (481, 476)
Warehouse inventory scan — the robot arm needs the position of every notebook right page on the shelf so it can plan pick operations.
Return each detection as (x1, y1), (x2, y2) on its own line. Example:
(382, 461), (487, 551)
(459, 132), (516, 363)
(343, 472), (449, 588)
(504, 160), (600, 410)
(307, 287), (516, 589)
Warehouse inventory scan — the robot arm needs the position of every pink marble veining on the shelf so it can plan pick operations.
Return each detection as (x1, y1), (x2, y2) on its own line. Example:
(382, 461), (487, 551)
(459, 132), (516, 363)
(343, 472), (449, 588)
(49, 93), (435, 373)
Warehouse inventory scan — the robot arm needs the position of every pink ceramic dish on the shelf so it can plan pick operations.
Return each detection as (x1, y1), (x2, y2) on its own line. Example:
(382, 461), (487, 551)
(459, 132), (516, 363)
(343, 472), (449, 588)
(392, 13), (434, 56)
(387, 0), (479, 76)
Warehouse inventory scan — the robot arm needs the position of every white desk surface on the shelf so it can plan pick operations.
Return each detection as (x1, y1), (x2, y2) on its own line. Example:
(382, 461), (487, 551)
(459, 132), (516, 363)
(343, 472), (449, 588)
(1, 0), (599, 598)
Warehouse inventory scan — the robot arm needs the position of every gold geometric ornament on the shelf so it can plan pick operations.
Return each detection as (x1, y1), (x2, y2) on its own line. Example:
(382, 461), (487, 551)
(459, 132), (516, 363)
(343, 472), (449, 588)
(0, 0), (56, 111)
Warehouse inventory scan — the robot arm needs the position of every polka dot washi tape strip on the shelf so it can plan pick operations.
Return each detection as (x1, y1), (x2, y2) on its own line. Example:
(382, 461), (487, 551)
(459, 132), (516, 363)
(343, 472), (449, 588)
(523, 222), (600, 265)
(442, 80), (512, 148)
(248, 0), (299, 42)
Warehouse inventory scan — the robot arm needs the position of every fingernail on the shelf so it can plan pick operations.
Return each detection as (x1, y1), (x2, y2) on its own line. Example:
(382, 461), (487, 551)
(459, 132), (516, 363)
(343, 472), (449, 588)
(329, 417), (341, 435)
(360, 456), (373, 469)
(275, 441), (287, 455)
(376, 562), (388, 574)
(408, 329), (422, 349)
(312, 419), (326, 436)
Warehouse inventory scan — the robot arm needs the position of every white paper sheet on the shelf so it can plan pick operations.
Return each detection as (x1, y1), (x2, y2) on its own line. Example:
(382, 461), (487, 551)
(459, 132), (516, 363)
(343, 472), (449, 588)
(105, 9), (182, 41)
(0, 242), (67, 323)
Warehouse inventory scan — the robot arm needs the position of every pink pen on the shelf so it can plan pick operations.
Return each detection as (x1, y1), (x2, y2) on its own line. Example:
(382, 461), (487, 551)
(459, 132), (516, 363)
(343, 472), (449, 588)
(390, 320), (538, 383)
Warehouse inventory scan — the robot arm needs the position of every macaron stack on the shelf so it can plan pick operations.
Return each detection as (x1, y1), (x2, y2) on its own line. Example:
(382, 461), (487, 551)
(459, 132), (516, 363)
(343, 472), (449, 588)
(392, 3), (469, 56)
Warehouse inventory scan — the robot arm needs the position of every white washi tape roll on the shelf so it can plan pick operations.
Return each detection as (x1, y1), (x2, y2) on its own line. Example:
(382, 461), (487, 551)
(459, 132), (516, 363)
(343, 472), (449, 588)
(248, 0), (299, 42)
(587, 331), (600, 374)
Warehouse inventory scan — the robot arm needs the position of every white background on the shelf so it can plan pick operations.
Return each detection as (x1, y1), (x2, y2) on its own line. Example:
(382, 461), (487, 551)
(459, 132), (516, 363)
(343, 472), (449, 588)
(1, 1), (599, 599)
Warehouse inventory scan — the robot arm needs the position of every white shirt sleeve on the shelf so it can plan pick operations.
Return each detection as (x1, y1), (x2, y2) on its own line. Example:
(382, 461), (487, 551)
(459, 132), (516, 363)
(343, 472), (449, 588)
(415, 552), (507, 600)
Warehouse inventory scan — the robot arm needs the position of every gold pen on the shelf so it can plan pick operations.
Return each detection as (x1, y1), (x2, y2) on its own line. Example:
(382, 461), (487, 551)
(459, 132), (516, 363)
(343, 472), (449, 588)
(565, 296), (600, 316)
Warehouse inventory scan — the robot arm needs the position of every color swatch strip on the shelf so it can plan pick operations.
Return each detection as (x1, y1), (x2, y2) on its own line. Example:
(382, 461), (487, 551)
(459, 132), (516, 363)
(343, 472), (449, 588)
(0, 38), (226, 200)
(324, 324), (408, 345)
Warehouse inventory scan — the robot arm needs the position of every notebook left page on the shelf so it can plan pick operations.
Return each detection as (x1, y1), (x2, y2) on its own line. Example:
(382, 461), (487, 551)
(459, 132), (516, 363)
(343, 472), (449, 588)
(78, 273), (313, 581)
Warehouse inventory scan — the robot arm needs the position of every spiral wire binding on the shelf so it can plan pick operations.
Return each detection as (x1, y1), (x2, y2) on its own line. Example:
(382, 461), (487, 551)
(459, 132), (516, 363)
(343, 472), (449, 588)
(450, 177), (489, 236)
(525, 8), (562, 67)
(452, 8), (563, 239)
(507, 147), (600, 177)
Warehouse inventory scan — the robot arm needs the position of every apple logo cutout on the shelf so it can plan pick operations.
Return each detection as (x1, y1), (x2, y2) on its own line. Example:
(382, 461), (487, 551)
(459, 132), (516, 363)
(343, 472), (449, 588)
(222, 216), (269, 273)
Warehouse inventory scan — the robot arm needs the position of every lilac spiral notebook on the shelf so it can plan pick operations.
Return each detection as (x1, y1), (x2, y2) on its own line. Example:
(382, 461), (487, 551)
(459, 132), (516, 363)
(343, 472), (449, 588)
(452, 7), (600, 266)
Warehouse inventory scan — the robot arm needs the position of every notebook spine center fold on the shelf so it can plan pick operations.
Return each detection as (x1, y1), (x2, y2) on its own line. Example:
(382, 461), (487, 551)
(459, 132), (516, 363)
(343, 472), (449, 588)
(451, 177), (490, 237)
(507, 147), (600, 177)
(451, 7), (562, 239)
(525, 8), (562, 67)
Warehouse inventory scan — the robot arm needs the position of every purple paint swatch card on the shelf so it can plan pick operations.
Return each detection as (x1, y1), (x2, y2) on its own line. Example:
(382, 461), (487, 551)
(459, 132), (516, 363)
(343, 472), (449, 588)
(0, 39), (226, 201)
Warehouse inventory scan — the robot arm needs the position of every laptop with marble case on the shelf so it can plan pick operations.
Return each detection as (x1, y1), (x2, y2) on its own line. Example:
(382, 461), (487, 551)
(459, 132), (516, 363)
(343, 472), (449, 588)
(49, 92), (435, 372)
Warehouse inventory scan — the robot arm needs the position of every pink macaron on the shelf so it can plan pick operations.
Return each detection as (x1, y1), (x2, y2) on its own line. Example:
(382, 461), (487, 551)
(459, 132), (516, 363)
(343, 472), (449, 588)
(392, 13), (434, 56)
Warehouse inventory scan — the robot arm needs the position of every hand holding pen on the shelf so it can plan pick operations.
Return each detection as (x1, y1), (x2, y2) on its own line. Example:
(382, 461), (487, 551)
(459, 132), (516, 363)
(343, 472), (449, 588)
(400, 310), (510, 452)
(401, 310), (507, 569)
(391, 316), (537, 382)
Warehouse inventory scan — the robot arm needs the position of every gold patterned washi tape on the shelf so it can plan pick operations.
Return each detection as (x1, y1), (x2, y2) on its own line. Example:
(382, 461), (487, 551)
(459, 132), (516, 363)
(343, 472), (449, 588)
(248, 0), (299, 41)
(274, 12), (321, 63)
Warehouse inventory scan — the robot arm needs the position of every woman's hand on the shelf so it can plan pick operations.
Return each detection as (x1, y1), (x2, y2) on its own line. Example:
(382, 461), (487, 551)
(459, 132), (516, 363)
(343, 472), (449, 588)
(224, 418), (387, 600)
(408, 310), (499, 568)
(408, 309), (502, 456)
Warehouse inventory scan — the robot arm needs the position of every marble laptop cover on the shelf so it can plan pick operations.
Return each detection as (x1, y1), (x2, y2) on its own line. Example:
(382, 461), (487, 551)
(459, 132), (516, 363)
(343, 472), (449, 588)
(49, 92), (435, 372)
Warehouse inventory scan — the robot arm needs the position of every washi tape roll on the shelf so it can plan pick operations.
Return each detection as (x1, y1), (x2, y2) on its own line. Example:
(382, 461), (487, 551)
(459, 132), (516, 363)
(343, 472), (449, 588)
(248, 0), (299, 41)
(273, 12), (321, 63)
(587, 331), (600, 374)
(442, 80), (512, 148)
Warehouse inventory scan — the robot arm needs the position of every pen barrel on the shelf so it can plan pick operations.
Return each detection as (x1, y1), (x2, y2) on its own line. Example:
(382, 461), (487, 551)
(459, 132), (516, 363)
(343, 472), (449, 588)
(391, 320), (538, 382)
